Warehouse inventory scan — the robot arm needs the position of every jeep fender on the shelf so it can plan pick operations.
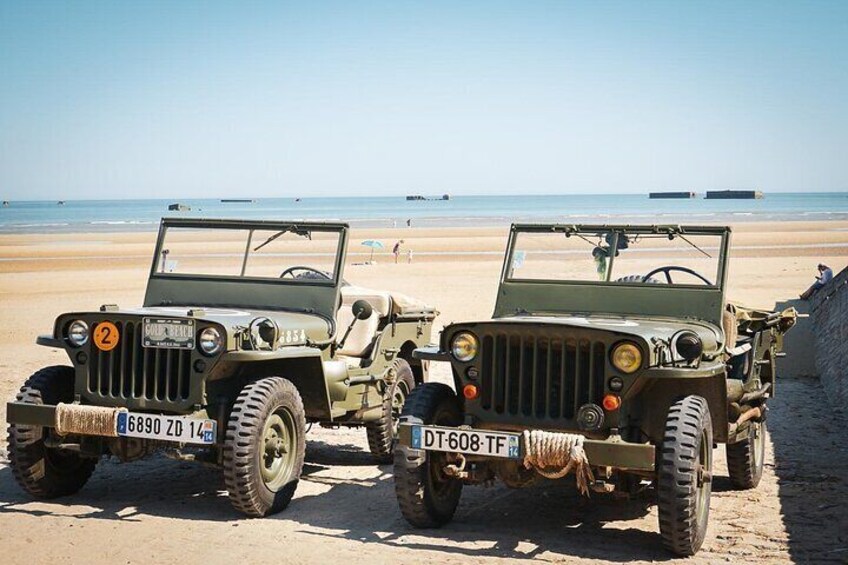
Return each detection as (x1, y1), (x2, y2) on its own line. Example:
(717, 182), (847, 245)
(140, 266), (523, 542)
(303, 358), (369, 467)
(215, 347), (332, 420)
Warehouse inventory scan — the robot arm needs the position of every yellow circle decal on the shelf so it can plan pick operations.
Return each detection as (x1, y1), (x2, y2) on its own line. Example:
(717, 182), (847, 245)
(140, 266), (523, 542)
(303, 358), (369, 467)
(93, 321), (120, 351)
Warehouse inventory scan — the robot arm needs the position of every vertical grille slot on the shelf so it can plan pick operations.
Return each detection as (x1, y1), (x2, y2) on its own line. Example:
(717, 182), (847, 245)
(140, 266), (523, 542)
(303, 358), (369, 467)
(476, 329), (608, 422)
(86, 319), (193, 404)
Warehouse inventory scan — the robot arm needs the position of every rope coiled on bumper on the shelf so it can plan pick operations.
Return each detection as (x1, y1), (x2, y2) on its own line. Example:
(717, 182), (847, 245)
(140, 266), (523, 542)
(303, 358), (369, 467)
(55, 403), (125, 437)
(522, 430), (594, 495)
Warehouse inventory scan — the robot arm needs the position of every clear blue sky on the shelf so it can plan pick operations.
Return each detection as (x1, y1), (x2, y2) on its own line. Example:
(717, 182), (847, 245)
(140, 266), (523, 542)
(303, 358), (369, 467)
(1, 1), (846, 200)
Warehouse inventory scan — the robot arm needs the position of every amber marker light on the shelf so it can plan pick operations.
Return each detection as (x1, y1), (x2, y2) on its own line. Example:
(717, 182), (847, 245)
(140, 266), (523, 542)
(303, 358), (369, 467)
(463, 384), (479, 400)
(602, 394), (621, 411)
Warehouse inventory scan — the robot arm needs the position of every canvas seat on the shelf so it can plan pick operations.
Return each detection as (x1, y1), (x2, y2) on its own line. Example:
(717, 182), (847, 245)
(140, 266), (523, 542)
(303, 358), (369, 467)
(337, 285), (392, 357)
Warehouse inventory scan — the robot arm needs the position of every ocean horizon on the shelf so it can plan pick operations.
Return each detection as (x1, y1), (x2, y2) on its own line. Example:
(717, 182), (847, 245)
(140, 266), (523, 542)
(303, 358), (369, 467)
(1, 192), (847, 234)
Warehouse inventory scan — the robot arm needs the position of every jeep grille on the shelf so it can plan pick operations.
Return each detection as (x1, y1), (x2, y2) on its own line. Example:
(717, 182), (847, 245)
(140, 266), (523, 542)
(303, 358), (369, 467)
(87, 321), (193, 403)
(479, 330), (606, 420)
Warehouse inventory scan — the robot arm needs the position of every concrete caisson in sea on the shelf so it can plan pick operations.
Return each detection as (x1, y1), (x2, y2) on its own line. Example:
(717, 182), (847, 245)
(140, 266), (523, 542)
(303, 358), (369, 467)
(406, 194), (450, 201)
(649, 191), (697, 199)
(706, 190), (764, 200)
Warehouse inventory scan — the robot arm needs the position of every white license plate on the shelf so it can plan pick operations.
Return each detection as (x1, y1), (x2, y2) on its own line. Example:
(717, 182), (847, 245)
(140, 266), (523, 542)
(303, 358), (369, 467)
(410, 425), (521, 459)
(116, 412), (216, 445)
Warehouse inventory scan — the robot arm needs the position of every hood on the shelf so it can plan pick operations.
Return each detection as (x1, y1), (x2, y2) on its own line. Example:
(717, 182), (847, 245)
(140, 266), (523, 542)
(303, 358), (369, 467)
(58, 306), (334, 348)
(446, 313), (723, 362)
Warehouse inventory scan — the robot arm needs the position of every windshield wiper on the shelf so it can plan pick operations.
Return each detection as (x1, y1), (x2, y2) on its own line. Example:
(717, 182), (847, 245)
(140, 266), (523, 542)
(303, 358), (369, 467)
(563, 229), (600, 249)
(675, 232), (713, 258)
(637, 229), (714, 259)
(252, 226), (312, 251)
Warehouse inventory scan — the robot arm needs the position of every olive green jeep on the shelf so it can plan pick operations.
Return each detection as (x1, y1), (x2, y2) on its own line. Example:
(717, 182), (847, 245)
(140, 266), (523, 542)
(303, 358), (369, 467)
(6, 218), (437, 516)
(393, 224), (795, 556)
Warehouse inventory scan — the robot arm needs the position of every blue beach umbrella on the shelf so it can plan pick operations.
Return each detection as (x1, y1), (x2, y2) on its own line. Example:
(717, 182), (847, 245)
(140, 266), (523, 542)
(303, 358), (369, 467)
(361, 240), (384, 262)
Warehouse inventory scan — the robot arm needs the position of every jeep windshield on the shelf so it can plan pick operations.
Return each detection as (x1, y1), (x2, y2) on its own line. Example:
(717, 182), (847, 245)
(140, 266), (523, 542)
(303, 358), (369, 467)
(505, 225), (727, 288)
(153, 222), (344, 284)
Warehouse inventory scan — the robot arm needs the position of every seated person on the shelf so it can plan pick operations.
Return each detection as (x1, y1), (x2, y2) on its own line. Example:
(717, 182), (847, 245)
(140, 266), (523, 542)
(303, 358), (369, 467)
(800, 264), (834, 300)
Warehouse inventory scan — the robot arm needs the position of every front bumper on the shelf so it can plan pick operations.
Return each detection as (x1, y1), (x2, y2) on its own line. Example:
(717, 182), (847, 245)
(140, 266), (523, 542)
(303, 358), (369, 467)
(6, 402), (56, 427)
(397, 422), (655, 472)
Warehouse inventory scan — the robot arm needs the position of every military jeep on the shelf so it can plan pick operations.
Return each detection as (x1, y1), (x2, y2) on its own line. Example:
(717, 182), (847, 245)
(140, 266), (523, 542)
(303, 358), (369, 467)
(6, 218), (437, 516)
(394, 224), (794, 556)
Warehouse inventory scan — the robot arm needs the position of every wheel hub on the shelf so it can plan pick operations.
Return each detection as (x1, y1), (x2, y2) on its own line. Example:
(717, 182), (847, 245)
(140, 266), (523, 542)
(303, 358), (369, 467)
(260, 411), (295, 489)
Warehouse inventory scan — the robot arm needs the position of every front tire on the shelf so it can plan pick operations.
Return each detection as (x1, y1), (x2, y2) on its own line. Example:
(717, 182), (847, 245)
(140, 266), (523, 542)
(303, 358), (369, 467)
(726, 420), (766, 489)
(657, 395), (713, 556)
(393, 382), (463, 528)
(7, 366), (97, 498)
(366, 359), (416, 463)
(223, 377), (306, 517)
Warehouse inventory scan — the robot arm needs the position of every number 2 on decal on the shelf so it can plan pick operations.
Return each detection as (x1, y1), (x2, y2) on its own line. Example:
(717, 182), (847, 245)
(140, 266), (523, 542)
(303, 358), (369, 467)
(94, 321), (120, 351)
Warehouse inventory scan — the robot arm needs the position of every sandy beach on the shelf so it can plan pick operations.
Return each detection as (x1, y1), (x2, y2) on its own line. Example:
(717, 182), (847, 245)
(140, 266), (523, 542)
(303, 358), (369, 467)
(1, 221), (847, 564)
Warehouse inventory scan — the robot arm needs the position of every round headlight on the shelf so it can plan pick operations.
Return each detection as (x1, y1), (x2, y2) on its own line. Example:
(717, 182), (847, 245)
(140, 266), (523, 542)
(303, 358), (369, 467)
(674, 331), (703, 362)
(68, 320), (89, 347)
(611, 341), (642, 374)
(199, 327), (223, 356)
(451, 332), (479, 362)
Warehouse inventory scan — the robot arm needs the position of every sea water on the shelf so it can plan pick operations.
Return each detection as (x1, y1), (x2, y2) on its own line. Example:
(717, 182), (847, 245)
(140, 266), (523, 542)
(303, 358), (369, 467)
(1, 192), (846, 233)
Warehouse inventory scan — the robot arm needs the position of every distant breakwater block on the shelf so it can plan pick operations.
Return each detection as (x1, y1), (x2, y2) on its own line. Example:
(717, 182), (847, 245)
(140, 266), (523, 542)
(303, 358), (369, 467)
(649, 191), (697, 199)
(705, 190), (764, 199)
(406, 194), (450, 201)
(809, 267), (848, 412)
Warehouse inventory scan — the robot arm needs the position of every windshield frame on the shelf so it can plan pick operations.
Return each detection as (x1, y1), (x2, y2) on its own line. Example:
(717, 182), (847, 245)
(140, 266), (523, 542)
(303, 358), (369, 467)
(501, 224), (730, 290)
(494, 224), (732, 326)
(148, 218), (348, 287)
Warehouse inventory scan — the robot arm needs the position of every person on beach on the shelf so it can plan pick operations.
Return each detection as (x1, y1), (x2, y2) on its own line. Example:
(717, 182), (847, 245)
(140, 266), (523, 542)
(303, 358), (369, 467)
(800, 263), (835, 299)
(407, 248), (413, 264)
(406, 218), (412, 227)
(392, 240), (404, 263)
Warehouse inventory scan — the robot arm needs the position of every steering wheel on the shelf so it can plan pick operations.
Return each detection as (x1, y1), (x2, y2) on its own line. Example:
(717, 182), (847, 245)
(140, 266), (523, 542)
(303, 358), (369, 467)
(642, 265), (713, 286)
(279, 266), (332, 280)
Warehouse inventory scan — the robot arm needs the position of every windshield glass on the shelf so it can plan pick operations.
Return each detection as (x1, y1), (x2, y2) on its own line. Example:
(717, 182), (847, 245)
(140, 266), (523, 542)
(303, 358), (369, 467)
(154, 224), (343, 283)
(506, 227), (724, 287)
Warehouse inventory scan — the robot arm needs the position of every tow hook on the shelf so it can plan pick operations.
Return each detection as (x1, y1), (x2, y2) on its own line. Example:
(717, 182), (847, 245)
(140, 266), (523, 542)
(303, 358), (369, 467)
(444, 453), (469, 479)
(590, 480), (616, 494)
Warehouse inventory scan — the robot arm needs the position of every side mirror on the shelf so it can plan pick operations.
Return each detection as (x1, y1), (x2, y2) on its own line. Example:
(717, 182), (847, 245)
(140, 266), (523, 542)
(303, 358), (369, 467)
(352, 299), (373, 321)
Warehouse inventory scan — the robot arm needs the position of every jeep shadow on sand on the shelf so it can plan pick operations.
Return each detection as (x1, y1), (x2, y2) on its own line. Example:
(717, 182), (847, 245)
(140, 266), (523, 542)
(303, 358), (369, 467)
(394, 224), (795, 556)
(6, 218), (437, 516)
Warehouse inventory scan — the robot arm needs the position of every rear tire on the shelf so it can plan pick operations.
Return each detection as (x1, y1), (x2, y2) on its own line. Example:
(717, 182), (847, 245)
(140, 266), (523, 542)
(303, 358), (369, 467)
(7, 366), (97, 498)
(726, 420), (766, 489)
(393, 382), (463, 528)
(367, 359), (416, 463)
(657, 395), (713, 556)
(223, 377), (306, 517)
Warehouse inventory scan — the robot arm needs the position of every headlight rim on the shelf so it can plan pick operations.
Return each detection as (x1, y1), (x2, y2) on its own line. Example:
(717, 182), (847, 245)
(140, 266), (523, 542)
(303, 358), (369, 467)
(198, 326), (224, 356)
(673, 330), (704, 362)
(67, 319), (90, 347)
(610, 340), (643, 374)
(450, 331), (479, 363)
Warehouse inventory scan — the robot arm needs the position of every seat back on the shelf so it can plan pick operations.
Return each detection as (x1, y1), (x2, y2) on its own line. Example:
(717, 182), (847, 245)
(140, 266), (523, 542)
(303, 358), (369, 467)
(337, 286), (391, 357)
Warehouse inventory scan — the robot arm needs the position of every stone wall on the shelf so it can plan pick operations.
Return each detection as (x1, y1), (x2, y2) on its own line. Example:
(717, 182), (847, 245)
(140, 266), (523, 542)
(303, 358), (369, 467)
(775, 298), (817, 378)
(809, 266), (848, 411)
